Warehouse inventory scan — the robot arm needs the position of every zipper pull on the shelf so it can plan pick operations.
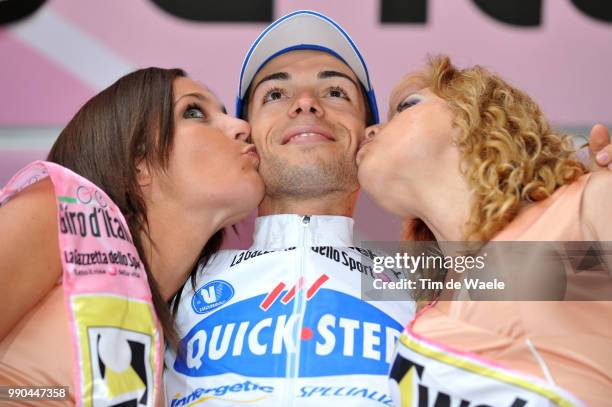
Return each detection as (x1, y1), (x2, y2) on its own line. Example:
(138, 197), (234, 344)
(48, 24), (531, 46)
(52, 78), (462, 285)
(301, 215), (311, 225)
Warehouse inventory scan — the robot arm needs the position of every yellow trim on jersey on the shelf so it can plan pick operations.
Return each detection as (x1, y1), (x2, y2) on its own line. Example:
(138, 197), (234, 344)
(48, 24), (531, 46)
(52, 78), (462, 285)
(72, 295), (157, 407)
(399, 333), (579, 407)
(398, 364), (416, 407)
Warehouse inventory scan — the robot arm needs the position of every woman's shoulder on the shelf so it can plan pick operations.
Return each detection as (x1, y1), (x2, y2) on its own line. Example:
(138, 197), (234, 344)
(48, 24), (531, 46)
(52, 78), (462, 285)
(1, 176), (57, 241)
(0, 176), (62, 340)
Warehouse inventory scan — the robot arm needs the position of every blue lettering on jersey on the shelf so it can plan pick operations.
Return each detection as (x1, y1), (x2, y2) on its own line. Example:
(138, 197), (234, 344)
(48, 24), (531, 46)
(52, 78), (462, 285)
(175, 289), (402, 377)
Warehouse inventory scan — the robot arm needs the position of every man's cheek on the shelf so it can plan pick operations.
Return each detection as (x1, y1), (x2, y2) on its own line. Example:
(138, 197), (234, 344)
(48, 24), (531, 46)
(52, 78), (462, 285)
(249, 127), (267, 149)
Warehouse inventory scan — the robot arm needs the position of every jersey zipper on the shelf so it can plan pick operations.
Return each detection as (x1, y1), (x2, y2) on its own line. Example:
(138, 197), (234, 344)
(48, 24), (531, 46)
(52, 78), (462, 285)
(285, 215), (311, 406)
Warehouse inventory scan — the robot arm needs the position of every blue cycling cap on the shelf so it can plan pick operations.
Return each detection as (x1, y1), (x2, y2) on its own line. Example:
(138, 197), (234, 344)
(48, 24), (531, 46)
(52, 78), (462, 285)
(236, 10), (379, 124)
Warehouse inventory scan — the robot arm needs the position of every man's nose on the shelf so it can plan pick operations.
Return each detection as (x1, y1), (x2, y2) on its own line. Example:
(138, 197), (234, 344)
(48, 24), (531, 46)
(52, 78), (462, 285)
(289, 91), (323, 118)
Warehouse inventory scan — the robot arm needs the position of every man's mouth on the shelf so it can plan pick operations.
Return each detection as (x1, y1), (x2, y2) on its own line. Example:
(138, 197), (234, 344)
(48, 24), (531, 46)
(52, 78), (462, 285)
(281, 126), (335, 145)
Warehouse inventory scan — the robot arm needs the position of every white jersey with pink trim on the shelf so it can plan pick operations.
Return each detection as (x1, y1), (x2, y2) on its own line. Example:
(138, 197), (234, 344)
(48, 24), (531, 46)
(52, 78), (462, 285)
(164, 215), (415, 406)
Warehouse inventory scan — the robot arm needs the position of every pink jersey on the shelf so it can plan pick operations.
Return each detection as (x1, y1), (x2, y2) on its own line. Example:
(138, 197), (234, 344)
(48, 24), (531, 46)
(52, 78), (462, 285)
(0, 161), (162, 406)
(390, 174), (612, 406)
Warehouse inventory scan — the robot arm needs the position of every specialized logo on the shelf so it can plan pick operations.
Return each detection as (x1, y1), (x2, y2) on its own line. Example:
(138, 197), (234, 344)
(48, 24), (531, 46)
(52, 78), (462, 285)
(299, 386), (392, 405)
(174, 288), (402, 378)
(192, 280), (235, 314)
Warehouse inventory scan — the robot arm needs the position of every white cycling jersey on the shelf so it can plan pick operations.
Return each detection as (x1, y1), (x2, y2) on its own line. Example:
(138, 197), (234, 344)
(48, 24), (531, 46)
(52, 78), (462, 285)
(164, 214), (415, 406)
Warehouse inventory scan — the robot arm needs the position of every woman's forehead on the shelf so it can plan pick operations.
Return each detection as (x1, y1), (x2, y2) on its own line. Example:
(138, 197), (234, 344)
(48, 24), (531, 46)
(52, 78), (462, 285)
(391, 70), (429, 101)
(388, 70), (430, 119)
(173, 77), (226, 111)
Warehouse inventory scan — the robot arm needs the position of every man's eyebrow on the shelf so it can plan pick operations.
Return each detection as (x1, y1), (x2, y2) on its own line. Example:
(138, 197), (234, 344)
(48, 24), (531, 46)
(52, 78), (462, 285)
(251, 72), (290, 95)
(318, 70), (359, 88)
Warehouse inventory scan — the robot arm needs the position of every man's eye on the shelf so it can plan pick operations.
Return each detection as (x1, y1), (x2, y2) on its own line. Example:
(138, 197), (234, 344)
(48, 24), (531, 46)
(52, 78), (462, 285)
(327, 86), (349, 100)
(397, 96), (422, 113)
(184, 104), (205, 119)
(263, 88), (285, 104)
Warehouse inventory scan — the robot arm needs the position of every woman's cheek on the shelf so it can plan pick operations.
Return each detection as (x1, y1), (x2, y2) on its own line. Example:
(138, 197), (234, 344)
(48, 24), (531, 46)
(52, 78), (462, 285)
(359, 152), (382, 190)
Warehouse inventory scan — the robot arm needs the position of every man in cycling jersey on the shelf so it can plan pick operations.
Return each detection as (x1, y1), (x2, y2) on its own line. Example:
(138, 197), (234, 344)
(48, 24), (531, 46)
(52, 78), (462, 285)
(164, 11), (414, 406)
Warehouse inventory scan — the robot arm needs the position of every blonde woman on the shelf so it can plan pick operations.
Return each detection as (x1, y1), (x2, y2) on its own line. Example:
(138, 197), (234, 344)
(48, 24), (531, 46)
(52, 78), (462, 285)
(357, 56), (611, 406)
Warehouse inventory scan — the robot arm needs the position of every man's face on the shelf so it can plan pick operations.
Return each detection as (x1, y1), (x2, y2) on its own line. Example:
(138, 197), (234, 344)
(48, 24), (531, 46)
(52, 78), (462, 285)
(247, 50), (367, 198)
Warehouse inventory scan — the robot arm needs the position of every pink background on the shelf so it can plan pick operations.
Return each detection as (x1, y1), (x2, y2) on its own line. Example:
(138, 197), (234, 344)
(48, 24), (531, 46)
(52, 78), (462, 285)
(1, 0), (611, 245)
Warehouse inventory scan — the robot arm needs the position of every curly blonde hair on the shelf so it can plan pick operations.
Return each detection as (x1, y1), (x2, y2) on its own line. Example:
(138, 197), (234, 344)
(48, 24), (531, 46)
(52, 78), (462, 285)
(401, 56), (586, 242)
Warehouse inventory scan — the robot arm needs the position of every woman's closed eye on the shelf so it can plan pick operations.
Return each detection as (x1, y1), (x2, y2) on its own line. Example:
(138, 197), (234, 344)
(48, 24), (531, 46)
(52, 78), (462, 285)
(397, 95), (422, 113)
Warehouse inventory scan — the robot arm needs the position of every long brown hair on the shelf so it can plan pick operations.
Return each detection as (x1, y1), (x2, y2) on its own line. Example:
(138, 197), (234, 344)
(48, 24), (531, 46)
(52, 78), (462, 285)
(48, 67), (223, 349)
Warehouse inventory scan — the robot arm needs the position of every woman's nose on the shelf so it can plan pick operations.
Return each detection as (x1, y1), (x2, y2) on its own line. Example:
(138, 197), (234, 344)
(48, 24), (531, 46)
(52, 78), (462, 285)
(365, 124), (381, 140)
(228, 117), (251, 142)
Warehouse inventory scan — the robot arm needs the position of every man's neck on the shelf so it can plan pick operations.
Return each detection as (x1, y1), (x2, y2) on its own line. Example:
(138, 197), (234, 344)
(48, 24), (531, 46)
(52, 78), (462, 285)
(258, 190), (358, 217)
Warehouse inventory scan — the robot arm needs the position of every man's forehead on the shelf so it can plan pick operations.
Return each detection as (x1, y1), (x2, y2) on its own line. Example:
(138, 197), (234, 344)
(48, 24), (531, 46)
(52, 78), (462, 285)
(253, 50), (358, 84)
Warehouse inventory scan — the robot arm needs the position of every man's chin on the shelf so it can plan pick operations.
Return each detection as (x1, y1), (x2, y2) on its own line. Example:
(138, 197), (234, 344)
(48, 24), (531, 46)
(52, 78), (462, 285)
(259, 154), (359, 197)
(267, 146), (335, 163)
(284, 153), (345, 169)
